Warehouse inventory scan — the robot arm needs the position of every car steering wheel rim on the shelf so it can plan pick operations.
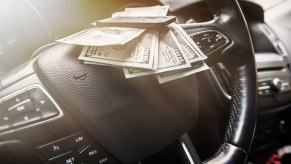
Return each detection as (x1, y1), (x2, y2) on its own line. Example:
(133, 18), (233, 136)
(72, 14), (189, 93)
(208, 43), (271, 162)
(34, 0), (257, 163)
(180, 0), (257, 163)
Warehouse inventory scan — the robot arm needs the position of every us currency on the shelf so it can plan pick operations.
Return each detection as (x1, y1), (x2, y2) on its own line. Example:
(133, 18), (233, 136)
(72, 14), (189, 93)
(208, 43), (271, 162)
(168, 23), (207, 63)
(124, 5), (169, 17)
(57, 27), (145, 46)
(123, 27), (191, 78)
(154, 24), (209, 83)
(169, 23), (207, 60)
(112, 11), (126, 17)
(156, 62), (209, 84)
(79, 31), (158, 70)
(112, 5), (169, 17)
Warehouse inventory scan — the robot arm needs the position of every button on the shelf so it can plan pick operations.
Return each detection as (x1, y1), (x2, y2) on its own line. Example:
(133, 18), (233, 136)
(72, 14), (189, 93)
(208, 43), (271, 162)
(261, 89), (271, 95)
(281, 81), (290, 91)
(37, 140), (70, 160)
(7, 99), (34, 116)
(12, 112), (41, 127)
(36, 133), (89, 160)
(79, 144), (115, 164)
(48, 152), (80, 164)
(258, 81), (268, 87)
(4, 92), (29, 109)
(191, 31), (227, 53)
(66, 133), (89, 151)
(29, 88), (59, 118)
(97, 156), (114, 164)
(271, 78), (282, 92)
(79, 144), (102, 161)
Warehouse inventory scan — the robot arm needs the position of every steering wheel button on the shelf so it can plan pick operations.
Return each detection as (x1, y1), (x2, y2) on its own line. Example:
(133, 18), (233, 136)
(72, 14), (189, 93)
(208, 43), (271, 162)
(96, 156), (114, 164)
(7, 99), (34, 116)
(66, 134), (89, 151)
(191, 31), (228, 54)
(48, 152), (80, 164)
(29, 88), (52, 106)
(40, 109), (59, 119)
(37, 143), (68, 160)
(3, 92), (29, 109)
(12, 112), (41, 127)
(36, 133), (89, 160)
(29, 88), (59, 118)
(79, 144), (114, 164)
(37, 143), (67, 159)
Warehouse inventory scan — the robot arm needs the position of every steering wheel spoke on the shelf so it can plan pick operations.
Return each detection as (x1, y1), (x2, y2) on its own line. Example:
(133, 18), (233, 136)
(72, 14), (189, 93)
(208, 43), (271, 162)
(181, 23), (231, 66)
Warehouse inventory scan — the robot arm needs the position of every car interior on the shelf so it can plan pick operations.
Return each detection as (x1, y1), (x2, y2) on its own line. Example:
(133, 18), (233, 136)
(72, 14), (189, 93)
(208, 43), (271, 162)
(0, 0), (291, 163)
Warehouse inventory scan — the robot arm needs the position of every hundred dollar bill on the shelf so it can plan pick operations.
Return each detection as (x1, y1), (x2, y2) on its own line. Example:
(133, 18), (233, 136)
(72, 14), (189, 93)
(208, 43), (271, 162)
(84, 39), (158, 70)
(156, 62), (209, 84)
(112, 11), (125, 17)
(57, 27), (145, 46)
(168, 23), (207, 63)
(96, 16), (176, 28)
(124, 5), (169, 17)
(112, 5), (169, 18)
(169, 23), (207, 60)
(123, 27), (191, 78)
(79, 31), (158, 70)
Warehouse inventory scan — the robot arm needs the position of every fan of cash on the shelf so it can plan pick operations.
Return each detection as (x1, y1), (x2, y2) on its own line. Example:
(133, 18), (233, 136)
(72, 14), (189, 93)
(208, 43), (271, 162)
(57, 5), (209, 84)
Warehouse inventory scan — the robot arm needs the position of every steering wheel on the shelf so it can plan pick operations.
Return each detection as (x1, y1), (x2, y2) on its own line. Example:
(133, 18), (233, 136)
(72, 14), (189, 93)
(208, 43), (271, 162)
(34, 0), (257, 163)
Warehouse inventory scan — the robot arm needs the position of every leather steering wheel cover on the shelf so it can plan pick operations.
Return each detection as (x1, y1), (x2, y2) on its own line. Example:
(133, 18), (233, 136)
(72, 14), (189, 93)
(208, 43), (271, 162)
(204, 0), (257, 163)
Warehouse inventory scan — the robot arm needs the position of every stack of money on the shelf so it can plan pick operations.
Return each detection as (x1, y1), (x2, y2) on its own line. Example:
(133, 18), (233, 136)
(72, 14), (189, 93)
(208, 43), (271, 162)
(57, 5), (209, 84)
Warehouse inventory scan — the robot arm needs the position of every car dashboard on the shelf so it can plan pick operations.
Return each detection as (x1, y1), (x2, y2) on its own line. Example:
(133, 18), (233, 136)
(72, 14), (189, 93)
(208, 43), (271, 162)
(0, 0), (291, 163)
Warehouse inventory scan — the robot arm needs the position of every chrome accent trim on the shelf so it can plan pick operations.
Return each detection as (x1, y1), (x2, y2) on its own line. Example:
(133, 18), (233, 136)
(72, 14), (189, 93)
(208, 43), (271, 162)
(0, 84), (64, 135)
(180, 138), (195, 164)
(209, 69), (232, 100)
(206, 143), (246, 164)
(258, 85), (271, 90)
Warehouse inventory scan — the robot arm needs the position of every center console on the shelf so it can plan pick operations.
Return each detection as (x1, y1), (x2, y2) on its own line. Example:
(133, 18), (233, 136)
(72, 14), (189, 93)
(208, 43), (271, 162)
(256, 53), (291, 110)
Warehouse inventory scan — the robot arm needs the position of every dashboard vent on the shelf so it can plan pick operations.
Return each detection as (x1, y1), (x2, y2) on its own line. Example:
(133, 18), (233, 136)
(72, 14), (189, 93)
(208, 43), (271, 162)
(260, 24), (288, 56)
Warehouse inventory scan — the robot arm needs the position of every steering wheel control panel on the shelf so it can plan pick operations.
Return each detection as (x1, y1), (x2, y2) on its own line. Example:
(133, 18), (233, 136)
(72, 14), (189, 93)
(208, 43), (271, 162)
(0, 85), (63, 133)
(190, 30), (229, 54)
(36, 133), (116, 164)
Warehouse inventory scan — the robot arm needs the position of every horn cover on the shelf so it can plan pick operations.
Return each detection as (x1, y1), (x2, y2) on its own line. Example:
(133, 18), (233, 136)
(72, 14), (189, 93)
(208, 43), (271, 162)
(35, 43), (199, 163)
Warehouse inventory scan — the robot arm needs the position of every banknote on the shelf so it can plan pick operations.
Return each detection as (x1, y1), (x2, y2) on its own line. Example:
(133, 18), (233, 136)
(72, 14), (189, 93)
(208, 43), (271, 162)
(85, 37), (159, 70)
(168, 23), (207, 63)
(96, 16), (176, 28)
(123, 27), (191, 78)
(57, 27), (145, 46)
(169, 23), (207, 60)
(112, 11), (125, 17)
(112, 5), (169, 18)
(124, 5), (169, 17)
(79, 31), (158, 70)
(75, 5), (209, 83)
(156, 62), (209, 84)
